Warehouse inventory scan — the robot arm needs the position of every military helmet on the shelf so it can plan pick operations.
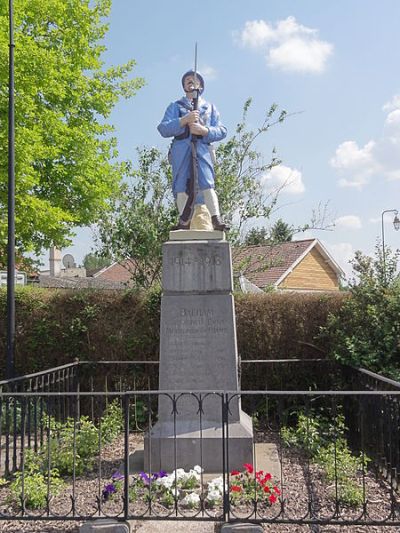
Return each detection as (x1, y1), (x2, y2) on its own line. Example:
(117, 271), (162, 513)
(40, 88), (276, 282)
(181, 70), (205, 94)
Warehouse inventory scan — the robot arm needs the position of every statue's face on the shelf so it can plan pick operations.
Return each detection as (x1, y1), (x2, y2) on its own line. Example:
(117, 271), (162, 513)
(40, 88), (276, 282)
(183, 75), (203, 94)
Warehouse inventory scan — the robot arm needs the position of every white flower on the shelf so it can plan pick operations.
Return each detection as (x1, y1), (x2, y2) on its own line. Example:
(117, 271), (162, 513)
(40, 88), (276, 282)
(156, 474), (174, 489)
(181, 491), (200, 508)
(206, 489), (222, 503)
(193, 465), (203, 474)
(188, 469), (201, 481)
(172, 468), (186, 480)
(208, 476), (226, 493)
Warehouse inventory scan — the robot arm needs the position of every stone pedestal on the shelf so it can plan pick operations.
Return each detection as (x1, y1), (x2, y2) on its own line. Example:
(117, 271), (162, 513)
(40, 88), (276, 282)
(144, 234), (253, 472)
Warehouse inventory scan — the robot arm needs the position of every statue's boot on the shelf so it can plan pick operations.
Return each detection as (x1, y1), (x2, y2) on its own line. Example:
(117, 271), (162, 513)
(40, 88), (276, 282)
(172, 219), (190, 231)
(211, 215), (230, 231)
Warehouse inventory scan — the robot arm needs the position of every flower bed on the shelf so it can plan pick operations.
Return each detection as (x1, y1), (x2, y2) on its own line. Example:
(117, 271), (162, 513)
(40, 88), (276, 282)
(101, 463), (281, 515)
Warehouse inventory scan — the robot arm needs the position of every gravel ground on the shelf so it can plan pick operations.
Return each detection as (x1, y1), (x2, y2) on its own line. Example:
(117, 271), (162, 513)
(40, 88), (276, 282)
(1, 432), (399, 533)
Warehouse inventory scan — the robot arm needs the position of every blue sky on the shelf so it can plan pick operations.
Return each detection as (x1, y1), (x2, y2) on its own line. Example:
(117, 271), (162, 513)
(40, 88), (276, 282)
(60, 0), (400, 279)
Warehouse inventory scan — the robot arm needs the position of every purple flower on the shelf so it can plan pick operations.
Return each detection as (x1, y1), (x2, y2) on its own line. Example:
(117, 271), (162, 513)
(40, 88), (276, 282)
(139, 470), (168, 484)
(139, 471), (151, 484)
(112, 471), (124, 482)
(102, 483), (117, 501)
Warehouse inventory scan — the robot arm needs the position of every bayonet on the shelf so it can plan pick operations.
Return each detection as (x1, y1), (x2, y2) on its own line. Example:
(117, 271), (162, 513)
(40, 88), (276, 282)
(179, 43), (200, 225)
(193, 42), (198, 99)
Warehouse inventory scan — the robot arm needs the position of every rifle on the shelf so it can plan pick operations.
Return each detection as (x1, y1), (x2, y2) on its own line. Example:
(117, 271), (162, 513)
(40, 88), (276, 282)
(180, 43), (200, 225)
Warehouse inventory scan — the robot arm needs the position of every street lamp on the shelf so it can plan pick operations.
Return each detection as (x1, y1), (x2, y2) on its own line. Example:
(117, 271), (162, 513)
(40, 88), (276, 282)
(6, 0), (15, 379)
(381, 209), (400, 281)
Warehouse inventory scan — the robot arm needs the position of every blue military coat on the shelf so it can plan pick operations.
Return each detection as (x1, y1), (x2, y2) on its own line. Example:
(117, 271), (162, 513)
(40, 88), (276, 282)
(157, 97), (227, 197)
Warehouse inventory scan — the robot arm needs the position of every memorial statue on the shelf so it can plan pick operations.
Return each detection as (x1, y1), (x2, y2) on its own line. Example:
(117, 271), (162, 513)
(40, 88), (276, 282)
(157, 65), (230, 231)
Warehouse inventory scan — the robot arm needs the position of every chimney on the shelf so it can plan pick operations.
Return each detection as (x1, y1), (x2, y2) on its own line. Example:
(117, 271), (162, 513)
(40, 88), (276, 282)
(49, 246), (62, 277)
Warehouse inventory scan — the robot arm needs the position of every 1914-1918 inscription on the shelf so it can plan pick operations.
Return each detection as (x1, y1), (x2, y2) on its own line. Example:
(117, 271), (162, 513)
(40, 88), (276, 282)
(162, 241), (232, 294)
(169, 253), (222, 266)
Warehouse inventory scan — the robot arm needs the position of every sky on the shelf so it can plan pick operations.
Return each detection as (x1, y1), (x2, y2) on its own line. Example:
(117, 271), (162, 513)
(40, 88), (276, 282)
(59, 0), (400, 280)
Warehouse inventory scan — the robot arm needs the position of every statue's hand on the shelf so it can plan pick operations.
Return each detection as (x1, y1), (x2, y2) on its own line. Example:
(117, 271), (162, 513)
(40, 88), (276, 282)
(189, 123), (208, 136)
(180, 111), (199, 126)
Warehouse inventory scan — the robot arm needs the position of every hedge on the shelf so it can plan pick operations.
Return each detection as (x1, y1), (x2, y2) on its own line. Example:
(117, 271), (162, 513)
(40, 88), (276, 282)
(0, 287), (348, 378)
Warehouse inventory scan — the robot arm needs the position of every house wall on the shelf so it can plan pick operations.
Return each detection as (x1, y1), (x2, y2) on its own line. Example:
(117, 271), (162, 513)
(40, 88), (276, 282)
(279, 247), (339, 291)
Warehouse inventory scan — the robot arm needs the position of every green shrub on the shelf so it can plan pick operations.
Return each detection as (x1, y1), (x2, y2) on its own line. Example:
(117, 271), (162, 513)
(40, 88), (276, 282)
(45, 415), (99, 476)
(101, 400), (124, 444)
(316, 440), (367, 506)
(281, 410), (368, 507)
(320, 246), (400, 379)
(10, 451), (64, 509)
(38, 401), (123, 476)
(0, 287), (346, 379)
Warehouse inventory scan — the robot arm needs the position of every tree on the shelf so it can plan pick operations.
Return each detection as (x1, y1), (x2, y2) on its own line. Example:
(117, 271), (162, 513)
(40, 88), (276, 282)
(0, 0), (144, 267)
(82, 252), (112, 271)
(320, 244), (400, 379)
(270, 218), (293, 243)
(215, 99), (285, 244)
(243, 227), (270, 246)
(244, 219), (293, 246)
(95, 147), (176, 289)
(96, 100), (331, 289)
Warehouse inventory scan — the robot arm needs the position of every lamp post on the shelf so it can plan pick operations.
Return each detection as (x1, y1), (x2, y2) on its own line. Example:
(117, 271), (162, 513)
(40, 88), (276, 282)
(6, 0), (15, 379)
(381, 209), (400, 282)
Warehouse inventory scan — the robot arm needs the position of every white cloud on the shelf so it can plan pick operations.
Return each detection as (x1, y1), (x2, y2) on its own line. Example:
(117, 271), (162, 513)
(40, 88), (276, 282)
(262, 164), (305, 194)
(331, 94), (400, 188)
(335, 215), (362, 230)
(236, 16), (333, 74)
(200, 65), (217, 80)
(385, 109), (400, 127)
(383, 95), (400, 112)
(337, 176), (369, 189)
(330, 140), (377, 173)
(267, 38), (333, 73)
(239, 20), (275, 48)
(330, 140), (380, 189)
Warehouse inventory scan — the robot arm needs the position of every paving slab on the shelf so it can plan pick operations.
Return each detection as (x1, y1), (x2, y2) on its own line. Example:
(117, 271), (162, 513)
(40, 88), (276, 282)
(221, 523), (264, 532)
(129, 520), (219, 532)
(80, 518), (130, 532)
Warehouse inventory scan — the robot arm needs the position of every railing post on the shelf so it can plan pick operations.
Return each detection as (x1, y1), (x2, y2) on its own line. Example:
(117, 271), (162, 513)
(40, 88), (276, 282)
(123, 393), (130, 521)
(222, 392), (229, 522)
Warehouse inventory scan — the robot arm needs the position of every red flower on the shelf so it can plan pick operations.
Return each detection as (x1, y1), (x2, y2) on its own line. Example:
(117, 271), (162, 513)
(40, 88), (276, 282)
(273, 486), (281, 495)
(263, 486), (270, 493)
(269, 493), (277, 504)
(244, 463), (254, 474)
(231, 485), (242, 492)
(264, 473), (272, 481)
(231, 470), (240, 476)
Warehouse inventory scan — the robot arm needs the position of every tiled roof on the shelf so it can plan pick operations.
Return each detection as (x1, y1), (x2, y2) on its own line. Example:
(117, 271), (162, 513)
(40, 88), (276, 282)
(93, 260), (135, 283)
(232, 239), (317, 289)
(39, 276), (127, 289)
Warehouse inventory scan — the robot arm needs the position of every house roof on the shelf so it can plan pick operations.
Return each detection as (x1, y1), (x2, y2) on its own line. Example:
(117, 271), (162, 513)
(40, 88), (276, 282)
(233, 238), (344, 289)
(39, 275), (127, 289)
(92, 259), (136, 283)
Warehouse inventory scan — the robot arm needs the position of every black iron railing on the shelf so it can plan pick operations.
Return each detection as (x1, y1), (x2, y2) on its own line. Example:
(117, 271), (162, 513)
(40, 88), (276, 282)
(0, 361), (399, 526)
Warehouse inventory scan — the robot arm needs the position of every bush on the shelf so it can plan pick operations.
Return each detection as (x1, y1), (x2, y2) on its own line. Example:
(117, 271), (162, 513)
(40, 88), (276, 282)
(0, 287), (346, 380)
(101, 400), (124, 444)
(320, 245), (400, 379)
(42, 400), (123, 476)
(10, 451), (64, 509)
(281, 409), (369, 507)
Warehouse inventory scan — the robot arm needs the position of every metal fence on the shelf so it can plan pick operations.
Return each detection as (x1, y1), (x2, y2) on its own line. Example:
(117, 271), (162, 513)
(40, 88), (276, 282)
(0, 361), (399, 526)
